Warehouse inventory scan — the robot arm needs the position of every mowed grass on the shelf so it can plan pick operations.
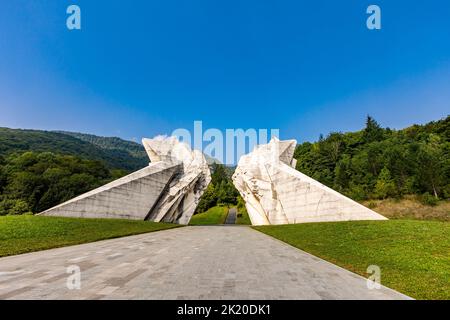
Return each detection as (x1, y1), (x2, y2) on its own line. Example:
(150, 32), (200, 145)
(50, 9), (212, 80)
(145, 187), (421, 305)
(236, 207), (251, 225)
(0, 215), (181, 258)
(189, 206), (229, 225)
(254, 220), (450, 300)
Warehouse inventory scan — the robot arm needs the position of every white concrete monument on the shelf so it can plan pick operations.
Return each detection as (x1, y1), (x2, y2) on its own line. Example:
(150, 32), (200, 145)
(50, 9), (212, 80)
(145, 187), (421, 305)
(232, 138), (387, 225)
(39, 136), (211, 224)
(142, 136), (211, 224)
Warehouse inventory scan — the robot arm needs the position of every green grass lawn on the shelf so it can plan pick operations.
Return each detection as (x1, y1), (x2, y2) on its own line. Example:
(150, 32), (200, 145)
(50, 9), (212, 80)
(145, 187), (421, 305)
(189, 206), (229, 225)
(254, 220), (450, 300)
(0, 215), (181, 258)
(236, 206), (251, 225)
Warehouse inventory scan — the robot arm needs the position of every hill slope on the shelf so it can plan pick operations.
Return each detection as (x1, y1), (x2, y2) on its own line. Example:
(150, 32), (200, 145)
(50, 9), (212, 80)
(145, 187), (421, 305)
(55, 131), (147, 159)
(0, 128), (148, 171)
(294, 115), (450, 201)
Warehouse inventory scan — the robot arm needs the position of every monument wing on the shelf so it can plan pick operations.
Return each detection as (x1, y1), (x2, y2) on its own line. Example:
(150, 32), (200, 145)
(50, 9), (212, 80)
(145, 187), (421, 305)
(232, 138), (387, 225)
(40, 136), (211, 224)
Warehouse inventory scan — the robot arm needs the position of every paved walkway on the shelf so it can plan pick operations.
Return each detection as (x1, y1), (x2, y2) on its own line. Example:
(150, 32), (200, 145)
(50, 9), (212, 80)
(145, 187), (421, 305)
(0, 226), (410, 300)
(224, 208), (237, 224)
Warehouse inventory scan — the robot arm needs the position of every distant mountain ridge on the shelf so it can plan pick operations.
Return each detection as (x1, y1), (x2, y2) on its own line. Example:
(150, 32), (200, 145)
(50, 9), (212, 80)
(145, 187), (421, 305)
(0, 128), (148, 171)
(55, 131), (148, 164)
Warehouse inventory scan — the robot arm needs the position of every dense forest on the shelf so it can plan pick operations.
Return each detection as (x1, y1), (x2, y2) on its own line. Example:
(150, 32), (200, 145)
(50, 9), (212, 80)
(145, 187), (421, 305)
(0, 128), (147, 216)
(0, 152), (126, 216)
(294, 115), (450, 203)
(56, 131), (148, 163)
(0, 128), (148, 171)
(196, 163), (240, 213)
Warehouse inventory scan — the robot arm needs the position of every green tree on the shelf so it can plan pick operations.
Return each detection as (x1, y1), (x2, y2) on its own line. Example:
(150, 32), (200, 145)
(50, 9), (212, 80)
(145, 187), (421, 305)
(334, 155), (351, 192)
(195, 164), (240, 213)
(9, 199), (31, 215)
(363, 116), (384, 143)
(416, 143), (443, 198)
(217, 181), (239, 205)
(196, 183), (217, 213)
(0, 161), (6, 194)
(0, 151), (121, 214)
(211, 163), (228, 186)
(374, 167), (396, 199)
(383, 143), (414, 195)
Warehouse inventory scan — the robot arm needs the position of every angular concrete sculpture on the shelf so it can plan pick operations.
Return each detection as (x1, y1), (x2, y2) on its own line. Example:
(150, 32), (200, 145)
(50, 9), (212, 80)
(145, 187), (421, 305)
(142, 136), (211, 225)
(40, 136), (211, 224)
(232, 138), (387, 225)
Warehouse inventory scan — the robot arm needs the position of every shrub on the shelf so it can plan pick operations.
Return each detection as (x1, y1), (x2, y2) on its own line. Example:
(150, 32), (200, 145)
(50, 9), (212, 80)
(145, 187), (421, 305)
(9, 199), (31, 215)
(420, 192), (439, 206)
(374, 167), (397, 199)
(348, 184), (367, 201)
(367, 201), (378, 209)
(442, 185), (450, 199)
(0, 199), (31, 215)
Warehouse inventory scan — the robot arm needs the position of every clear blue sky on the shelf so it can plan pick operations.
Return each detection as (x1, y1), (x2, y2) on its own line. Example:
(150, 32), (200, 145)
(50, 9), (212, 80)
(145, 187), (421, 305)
(0, 0), (449, 143)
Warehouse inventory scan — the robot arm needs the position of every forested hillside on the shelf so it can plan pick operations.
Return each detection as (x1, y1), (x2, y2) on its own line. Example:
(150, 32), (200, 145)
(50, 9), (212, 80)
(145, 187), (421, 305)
(0, 128), (148, 171)
(294, 115), (450, 202)
(0, 152), (126, 215)
(0, 128), (148, 216)
(56, 131), (148, 166)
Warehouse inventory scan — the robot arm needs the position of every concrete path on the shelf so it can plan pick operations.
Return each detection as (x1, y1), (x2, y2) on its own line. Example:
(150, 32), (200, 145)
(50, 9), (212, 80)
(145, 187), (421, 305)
(0, 226), (410, 300)
(224, 208), (237, 225)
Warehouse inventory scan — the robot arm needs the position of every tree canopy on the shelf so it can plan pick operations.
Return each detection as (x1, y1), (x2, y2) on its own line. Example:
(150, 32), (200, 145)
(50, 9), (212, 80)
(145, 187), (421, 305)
(0, 152), (126, 216)
(0, 128), (148, 171)
(294, 115), (450, 201)
(196, 163), (240, 213)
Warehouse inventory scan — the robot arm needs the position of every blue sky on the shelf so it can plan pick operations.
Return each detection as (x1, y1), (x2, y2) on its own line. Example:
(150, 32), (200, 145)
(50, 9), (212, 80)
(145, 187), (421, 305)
(0, 0), (449, 144)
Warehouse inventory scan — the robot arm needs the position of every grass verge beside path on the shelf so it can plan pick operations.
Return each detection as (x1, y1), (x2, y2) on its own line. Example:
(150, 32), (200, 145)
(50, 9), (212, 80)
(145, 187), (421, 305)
(0, 215), (181, 258)
(236, 206), (251, 225)
(254, 220), (450, 300)
(189, 206), (229, 225)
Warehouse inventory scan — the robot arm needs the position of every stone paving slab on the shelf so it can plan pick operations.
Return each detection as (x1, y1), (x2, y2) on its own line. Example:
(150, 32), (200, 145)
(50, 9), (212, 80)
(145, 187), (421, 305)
(0, 226), (411, 300)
